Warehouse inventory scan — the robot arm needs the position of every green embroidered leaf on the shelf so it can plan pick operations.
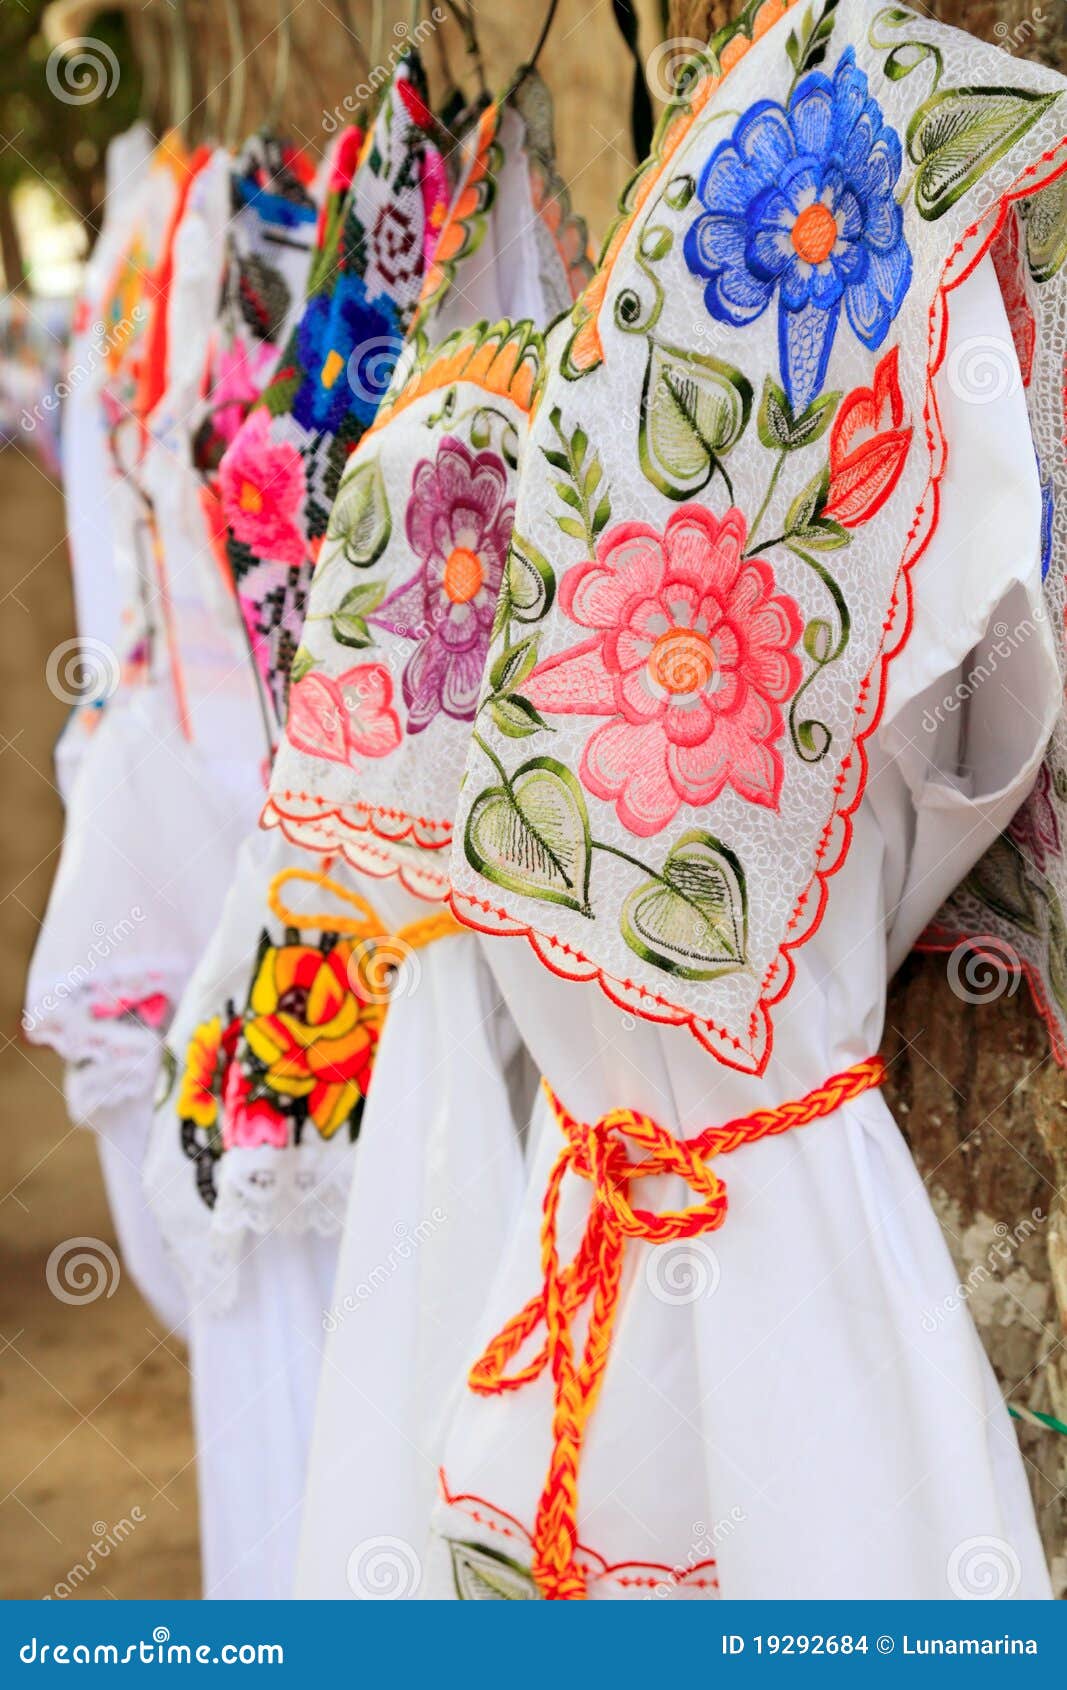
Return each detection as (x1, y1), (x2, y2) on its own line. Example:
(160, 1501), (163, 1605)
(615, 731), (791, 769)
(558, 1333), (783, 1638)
(154, 1045), (177, 1109)
(784, 466), (830, 538)
(449, 1540), (542, 1600)
(500, 535), (555, 629)
(964, 836), (1040, 934)
(907, 88), (1059, 221)
(556, 515), (587, 541)
(465, 757), (592, 914)
(620, 831), (747, 979)
(330, 581), (387, 649)
(639, 340), (753, 499)
(326, 457), (391, 567)
(488, 694), (546, 738)
(1022, 175), (1067, 283)
(289, 646), (316, 685)
(757, 379), (840, 453)
(490, 637), (539, 695)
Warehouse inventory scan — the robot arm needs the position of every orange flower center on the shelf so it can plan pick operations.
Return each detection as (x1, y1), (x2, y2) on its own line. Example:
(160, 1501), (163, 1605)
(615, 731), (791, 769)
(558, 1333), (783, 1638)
(791, 201), (838, 266)
(443, 545), (484, 604)
(239, 478), (263, 515)
(647, 628), (716, 694)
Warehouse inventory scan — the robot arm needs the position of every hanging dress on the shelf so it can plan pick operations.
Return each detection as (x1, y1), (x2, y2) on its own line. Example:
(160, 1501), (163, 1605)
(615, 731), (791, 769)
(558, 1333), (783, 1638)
(26, 135), (320, 1330)
(255, 79), (595, 1600)
(143, 55), (451, 1600)
(53, 121), (154, 804)
(422, 0), (1065, 1599)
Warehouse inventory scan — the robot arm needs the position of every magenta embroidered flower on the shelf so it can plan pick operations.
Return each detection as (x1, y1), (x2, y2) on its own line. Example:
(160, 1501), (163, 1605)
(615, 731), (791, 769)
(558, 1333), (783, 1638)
(218, 405), (306, 568)
(287, 663), (402, 767)
(524, 506), (804, 835)
(374, 436), (513, 732)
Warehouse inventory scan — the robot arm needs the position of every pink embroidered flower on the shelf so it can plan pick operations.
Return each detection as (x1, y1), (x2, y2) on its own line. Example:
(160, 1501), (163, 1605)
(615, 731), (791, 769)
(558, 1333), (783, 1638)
(206, 337), (277, 453)
(218, 406), (306, 568)
(222, 1062), (289, 1151)
(287, 662), (401, 767)
(375, 437), (512, 731)
(524, 506), (803, 835)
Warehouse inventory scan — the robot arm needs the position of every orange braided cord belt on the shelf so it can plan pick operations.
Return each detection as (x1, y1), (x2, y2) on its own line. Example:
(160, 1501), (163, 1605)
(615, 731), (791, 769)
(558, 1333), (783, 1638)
(467, 1054), (887, 1600)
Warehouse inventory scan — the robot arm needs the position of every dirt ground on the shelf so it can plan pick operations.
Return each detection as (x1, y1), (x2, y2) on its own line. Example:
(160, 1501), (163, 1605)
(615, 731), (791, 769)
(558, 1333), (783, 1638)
(0, 443), (199, 1599)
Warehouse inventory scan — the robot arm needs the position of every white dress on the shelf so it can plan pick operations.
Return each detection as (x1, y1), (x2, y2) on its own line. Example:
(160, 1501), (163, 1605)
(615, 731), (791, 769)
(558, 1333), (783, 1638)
(143, 62), (453, 1600)
(265, 94), (595, 1600)
(417, 257), (1057, 1599)
(28, 144), (314, 1331)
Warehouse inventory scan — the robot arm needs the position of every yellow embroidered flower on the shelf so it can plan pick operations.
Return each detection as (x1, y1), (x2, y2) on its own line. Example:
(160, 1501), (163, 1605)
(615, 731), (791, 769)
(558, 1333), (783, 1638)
(242, 940), (385, 1137)
(177, 1015), (226, 1128)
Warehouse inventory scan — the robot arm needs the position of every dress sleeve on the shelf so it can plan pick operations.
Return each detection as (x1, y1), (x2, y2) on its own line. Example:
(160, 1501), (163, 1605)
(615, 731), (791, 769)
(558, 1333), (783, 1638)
(871, 251), (1061, 972)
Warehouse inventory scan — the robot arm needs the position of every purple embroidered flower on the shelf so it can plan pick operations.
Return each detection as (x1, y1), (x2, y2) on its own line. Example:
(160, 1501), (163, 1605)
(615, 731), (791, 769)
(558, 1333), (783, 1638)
(1008, 762), (1061, 875)
(683, 46), (911, 412)
(374, 437), (512, 731)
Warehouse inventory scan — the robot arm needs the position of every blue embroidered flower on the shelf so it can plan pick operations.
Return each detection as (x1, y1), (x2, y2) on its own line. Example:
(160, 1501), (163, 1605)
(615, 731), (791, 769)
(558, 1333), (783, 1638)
(683, 47), (912, 412)
(291, 273), (401, 436)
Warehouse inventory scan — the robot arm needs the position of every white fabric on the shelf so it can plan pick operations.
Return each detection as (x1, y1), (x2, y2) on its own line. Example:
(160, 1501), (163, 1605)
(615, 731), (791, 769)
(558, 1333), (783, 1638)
(294, 257), (1056, 1599)
(293, 933), (529, 1598)
(190, 1230), (338, 1599)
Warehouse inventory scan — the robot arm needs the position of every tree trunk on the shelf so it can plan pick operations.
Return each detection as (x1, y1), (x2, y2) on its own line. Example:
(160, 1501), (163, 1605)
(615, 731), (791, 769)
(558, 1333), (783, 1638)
(0, 187), (25, 293)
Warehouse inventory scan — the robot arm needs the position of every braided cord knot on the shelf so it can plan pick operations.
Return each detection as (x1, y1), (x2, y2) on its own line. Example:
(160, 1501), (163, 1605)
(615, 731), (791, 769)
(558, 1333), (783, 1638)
(468, 1055), (886, 1599)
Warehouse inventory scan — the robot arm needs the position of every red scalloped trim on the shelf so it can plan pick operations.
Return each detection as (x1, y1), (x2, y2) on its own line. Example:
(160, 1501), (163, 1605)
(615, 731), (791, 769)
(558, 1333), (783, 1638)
(261, 794), (451, 903)
(438, 1469), (719, 1596)
(451, 136), (1067, 1078)
(264, 788), (452, 850)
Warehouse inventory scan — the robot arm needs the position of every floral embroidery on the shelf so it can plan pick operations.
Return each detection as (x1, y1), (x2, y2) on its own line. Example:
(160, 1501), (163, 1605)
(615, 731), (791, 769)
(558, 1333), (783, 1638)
(218, 406), (306, 568)
(373, 437), (513, 731)
(175, 871), (460, 1207)
(222, 1063), (289, 1150)
(291, 276), (402, 435)
(524, 507), (803, 832)
(823, 346), (912, 527)
(287, 663), (402, 765)
(683, 47), (911, 412)
(242, 938), (383, 1137)
(219, 54), (448, 727)
(177, 1015), (239, 1129)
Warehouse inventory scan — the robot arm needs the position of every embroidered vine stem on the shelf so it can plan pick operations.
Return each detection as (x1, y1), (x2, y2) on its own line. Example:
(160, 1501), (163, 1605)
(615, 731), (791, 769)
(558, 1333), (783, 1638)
(745, 448), (787, 554)
(786, 545), (851, 762)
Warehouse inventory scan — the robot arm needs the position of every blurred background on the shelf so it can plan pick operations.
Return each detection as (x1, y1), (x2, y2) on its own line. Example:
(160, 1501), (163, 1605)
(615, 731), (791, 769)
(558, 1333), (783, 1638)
(2, 0), (1067, 1600)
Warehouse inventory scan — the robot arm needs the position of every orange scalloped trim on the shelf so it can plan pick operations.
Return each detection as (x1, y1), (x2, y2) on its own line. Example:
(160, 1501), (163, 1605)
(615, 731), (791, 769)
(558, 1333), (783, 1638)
(367, 318), (543, 439)
(450, 136), (1067, 1076)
